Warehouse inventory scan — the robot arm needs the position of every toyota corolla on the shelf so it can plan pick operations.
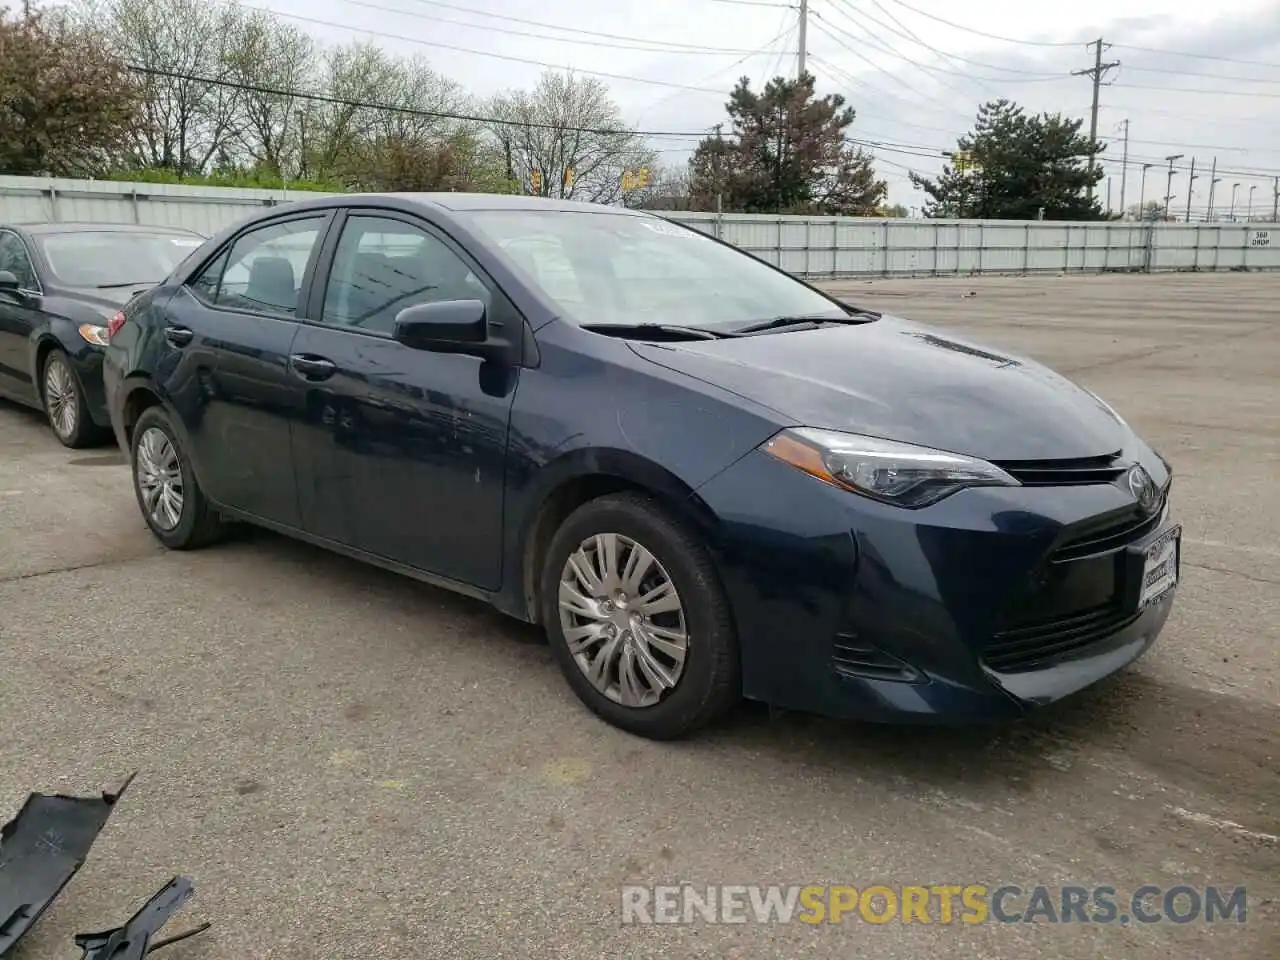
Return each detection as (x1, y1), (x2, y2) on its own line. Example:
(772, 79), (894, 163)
(102, 194), (1180, 740)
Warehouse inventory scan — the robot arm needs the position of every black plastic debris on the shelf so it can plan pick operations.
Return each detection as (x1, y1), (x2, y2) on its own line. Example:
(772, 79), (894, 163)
(75, 876), (210, 959)
(0, 774), (135, 957)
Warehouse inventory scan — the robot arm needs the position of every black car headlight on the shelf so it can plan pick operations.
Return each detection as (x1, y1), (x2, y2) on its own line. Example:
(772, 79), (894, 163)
(760, 427), (1020, 508)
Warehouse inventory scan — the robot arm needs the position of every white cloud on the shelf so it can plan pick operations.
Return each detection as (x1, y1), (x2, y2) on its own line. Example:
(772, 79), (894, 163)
(254, 0), (1280, 214)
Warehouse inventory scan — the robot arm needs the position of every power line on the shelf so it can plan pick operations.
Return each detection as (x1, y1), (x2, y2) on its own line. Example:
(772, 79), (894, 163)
(1113, 81), (1280, 99)
(1109, 43), (1280, 69)
(388, 0), (784, 52)
(809, 13), (960, 114)
(874, 0), (1082, 47)
(124, 63), (717, 138)
(705, 0), (795, 7)
(326, 0), (780, 55)
(236, 5), (726, 93)
(830, 0), (1069, 80)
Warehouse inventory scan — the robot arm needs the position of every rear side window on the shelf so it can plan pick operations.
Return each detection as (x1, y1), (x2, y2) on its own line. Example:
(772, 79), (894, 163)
(188, 217), (325, 317)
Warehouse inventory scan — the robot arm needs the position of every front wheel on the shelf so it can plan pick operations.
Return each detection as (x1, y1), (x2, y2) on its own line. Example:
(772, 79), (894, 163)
(130, 406), (225, 550)
(42, 349), (107, 448)
(540, 491), (740, 740)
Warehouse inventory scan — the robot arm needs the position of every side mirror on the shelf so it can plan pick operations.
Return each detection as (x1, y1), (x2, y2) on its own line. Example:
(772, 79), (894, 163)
(0, 270), (19, 293)
(393, 299), (517, 364)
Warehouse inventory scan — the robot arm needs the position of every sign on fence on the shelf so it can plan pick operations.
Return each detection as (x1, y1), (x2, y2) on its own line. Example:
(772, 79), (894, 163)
(1250, 230), (1270, 248)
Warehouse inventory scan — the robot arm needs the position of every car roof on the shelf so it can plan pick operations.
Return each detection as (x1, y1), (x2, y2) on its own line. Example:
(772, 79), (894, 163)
(261, 192), (652, 217)
(11, 221), (203, 237)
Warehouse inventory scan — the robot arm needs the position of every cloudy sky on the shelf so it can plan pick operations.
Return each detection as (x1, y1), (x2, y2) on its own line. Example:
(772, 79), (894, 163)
(253, 0), (1280, 215)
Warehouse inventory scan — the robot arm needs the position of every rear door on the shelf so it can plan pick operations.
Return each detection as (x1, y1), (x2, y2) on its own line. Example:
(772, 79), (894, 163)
(158, 211), (334, 527)
(0, 229), (44, 403)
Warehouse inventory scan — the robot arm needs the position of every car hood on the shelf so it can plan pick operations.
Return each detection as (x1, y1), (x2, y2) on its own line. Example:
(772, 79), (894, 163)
(625, 315), (1132, 462)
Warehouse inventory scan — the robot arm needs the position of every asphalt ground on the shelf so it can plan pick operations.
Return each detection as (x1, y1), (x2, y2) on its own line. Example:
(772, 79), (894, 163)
(0, 271), (1276, 959)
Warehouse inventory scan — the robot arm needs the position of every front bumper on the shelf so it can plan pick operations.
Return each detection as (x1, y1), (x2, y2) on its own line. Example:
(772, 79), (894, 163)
(696, 447), (1179, 724)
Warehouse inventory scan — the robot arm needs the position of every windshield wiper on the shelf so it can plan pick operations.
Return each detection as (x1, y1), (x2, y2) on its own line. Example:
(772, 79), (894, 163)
(95, 281), (157, 289)
(581, 322), (739, 341)
(733, 312), (876, 335)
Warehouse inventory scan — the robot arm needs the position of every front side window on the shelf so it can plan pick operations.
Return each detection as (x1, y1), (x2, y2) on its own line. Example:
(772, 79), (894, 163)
(190, 217), (325, 317)
(319, 215), (491, 335)
(0, 231), (37, 290)
(462, 210), (849, 332)
(36, 231), (204, 288)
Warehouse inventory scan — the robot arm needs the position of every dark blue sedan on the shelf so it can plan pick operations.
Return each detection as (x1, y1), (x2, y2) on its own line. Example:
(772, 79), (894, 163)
(102, 193), (1181, 739)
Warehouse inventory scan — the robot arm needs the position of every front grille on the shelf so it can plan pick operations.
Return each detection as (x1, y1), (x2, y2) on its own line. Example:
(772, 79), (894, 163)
(991, 451), (1126, 486)
(1051, 498), (1167, 562)
(832, 633), (923, 683)
(984, 604), (1140, 673)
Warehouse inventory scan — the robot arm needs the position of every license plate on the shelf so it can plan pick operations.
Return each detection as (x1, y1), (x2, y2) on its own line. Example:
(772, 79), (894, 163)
(1139, 525), (1180, 608)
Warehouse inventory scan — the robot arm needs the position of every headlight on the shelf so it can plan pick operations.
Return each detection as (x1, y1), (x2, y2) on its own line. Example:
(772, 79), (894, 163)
(760, 427), (1020, 508)
(78, 323), (110, 346)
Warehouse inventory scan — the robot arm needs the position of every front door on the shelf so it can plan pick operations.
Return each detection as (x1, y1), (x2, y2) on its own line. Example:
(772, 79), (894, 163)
(0, 230), (44, 404)
(161, 212), (332, 527)
(289, 211), (519, 590)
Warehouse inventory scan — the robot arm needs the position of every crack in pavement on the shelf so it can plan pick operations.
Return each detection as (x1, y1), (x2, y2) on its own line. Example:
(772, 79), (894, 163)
(0, 551), (162, 585)
(1183, 559), (1279, 586)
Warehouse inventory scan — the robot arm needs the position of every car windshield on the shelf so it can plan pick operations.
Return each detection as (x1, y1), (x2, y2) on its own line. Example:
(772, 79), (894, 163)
(37, 231), (205, 287)
(462, 209), (851, 331)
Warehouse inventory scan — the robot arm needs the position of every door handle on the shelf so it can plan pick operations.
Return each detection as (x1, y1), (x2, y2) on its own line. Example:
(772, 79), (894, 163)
(290, 354), (336, 381)
(164, 325), (194, 348)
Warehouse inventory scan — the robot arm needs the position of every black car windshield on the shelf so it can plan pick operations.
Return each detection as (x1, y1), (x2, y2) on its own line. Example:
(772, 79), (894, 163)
(36, 231), (205, 287)
(462, 209), (851, 331)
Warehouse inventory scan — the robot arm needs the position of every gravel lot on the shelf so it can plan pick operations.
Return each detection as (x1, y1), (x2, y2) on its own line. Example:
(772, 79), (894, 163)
(0, 271), (1276, 959)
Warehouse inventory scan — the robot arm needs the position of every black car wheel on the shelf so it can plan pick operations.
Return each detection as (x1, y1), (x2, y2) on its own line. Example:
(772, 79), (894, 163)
(42, 349), (106, 449)
(540, 491), (741, 740)
(130, 406), (225, 550)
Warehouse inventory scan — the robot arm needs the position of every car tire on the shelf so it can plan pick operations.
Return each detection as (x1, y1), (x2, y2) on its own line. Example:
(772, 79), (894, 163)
(540, 491), (740, 740)
(129, 406), (225, 550)
(42, 349), (107, 449)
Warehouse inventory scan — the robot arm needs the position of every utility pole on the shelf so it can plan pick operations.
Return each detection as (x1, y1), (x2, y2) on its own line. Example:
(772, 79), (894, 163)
(1163, 154), (1184, 219)
(1206, 158), (1218, 220)
(1117, 119), (1130, 215)
(1072, 39), (1120, 203)
(1273, 175), (1278, 222)
(1184, 158), (1197, 223)
(1106, 177), (1112, 213)
(797, 0), (808, 79)
(1139, 162), (1153, 219)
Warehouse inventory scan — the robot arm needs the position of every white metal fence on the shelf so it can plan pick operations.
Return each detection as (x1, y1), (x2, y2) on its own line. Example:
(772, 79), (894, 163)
(4, 175), (1279, 278)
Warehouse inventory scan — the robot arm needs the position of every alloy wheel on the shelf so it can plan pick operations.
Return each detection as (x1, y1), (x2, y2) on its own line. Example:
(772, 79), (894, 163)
(557, 532), (689, 707)
(135, 426), (185, 531)
(44, 358), (78, 440)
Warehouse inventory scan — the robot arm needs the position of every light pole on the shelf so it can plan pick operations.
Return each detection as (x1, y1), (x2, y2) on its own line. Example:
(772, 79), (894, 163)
(1138, 162), (1154, 218)
(1163, 154), (1183, 219)
(1248, 184), (1257, 221)
(1230, 182), (1240, 219)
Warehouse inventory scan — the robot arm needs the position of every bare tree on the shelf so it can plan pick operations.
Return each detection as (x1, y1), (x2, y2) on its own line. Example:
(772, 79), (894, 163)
(488, 70), (654, 205)
(229, 11), (313, 177)
(85, 0), (248, 174)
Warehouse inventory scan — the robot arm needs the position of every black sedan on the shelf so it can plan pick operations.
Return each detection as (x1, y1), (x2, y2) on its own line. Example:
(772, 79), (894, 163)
(103, 194), (1180, 740)
(0, 221), (205, 447)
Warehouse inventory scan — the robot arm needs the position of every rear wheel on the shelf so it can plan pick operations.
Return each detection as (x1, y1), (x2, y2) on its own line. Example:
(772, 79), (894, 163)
(42, 349), (107, 448)
(130, 406), (225, 549)
(540, 492), (740, 740)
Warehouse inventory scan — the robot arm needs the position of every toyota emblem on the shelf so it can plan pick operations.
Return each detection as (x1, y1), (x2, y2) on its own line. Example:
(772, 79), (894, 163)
(1127, 465), (1158, 513)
